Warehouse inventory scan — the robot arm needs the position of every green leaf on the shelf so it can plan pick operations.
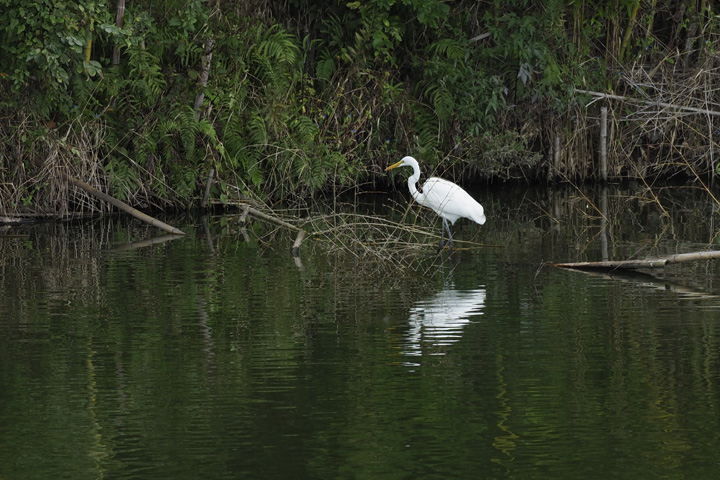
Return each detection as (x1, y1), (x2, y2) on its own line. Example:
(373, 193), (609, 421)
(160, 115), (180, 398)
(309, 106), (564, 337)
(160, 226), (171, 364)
(83, 60), (102, 76)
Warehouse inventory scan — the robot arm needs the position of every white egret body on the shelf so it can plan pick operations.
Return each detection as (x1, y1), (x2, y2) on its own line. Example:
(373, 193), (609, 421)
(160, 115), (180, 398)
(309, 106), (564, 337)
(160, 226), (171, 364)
(385, 156), (486, 250)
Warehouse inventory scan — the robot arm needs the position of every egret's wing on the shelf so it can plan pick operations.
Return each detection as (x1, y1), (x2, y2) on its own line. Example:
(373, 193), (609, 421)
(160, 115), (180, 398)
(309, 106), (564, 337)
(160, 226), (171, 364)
(421, 178), (485, 224)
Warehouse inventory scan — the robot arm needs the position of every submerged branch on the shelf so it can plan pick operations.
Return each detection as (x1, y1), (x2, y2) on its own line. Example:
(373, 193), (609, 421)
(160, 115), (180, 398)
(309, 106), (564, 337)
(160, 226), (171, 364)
(228, 201), (492, 270)
(241, 204), (306, 255)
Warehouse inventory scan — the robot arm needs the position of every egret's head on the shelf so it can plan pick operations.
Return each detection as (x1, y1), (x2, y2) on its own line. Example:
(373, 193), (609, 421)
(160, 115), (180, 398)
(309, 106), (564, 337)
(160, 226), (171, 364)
(385, 156), (416, 172)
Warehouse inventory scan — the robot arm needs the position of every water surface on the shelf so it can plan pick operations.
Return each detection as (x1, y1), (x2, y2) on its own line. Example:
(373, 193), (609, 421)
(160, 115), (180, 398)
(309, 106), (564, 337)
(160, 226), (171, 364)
(2, 185), (720, 479)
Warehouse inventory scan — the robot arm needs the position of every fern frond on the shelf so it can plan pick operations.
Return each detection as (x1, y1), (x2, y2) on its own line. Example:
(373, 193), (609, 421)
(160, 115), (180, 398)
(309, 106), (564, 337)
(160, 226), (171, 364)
(426, 84), (455, 121)
(293, 114), (319, 144)
(411, 105), (440, 152)
(429, 38), (467, 64)
(248, 113), (268, 145)
(257, 25), (300, 66)
(220, 112), (245, 169)
(178, 106), (199, 159)
(176, 41), (203, 67)
(316, 48), (337, 81)
(233, 146), (264, 189)
(127, 48), (167, 105)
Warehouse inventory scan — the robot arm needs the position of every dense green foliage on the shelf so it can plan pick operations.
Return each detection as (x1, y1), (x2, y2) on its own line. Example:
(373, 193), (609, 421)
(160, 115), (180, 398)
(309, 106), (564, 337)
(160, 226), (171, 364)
(1, 0), (719, 211)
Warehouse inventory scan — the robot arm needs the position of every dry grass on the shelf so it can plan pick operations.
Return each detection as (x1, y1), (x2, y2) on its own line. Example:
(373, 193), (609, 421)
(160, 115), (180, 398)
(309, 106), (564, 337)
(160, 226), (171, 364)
(0, 114), (111, 217)
(0, 112), (184, 218)
(551, 45), (720, 193)
(609, 56), (720, 183)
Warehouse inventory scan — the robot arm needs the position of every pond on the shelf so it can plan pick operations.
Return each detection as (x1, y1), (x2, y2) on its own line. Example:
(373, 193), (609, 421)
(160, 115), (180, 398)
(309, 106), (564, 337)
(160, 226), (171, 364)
(2, 183), (720, 479)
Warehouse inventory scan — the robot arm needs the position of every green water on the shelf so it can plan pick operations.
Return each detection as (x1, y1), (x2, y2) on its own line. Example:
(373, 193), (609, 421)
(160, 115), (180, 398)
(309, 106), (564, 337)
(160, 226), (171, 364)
(2, 186), (720, 479)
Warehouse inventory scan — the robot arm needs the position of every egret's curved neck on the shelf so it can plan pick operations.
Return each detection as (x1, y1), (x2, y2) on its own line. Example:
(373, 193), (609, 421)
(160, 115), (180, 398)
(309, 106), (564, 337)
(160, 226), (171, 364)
(406, 161), (423, 203)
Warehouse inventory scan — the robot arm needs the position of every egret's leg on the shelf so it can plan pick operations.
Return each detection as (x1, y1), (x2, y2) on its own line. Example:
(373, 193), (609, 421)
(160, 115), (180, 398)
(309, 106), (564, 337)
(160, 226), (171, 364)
(444, 219), (455, 250)
(437, 220), (446, 252)
(437, 218), (454, 252)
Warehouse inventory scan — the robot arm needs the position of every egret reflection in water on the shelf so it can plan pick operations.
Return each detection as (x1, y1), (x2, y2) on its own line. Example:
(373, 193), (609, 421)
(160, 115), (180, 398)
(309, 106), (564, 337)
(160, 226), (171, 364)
(403, 285), (486, 359)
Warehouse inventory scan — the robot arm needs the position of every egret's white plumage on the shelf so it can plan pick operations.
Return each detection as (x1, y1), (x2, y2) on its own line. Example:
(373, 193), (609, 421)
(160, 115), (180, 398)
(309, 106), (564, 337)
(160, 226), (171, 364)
(385, 156), (486, 250)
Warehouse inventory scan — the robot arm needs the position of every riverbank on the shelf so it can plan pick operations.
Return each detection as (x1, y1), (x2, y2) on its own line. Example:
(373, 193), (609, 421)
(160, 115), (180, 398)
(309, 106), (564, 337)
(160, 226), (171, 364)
(3, 1), (720, 216)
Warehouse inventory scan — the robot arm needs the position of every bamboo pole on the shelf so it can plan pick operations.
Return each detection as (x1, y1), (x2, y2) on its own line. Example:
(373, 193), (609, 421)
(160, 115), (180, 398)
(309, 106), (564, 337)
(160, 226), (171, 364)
(193, 38), (214, 115)
(194, 38), (215, 208)
(599, 187), (608, 261)
(600, 106), (608, 182)
(553, 134), (560, 181)
(60, 171), (186, 235)
(202, 167), (214, 208)
(618, 0), (641, 62)
(112, 0), (126, 66)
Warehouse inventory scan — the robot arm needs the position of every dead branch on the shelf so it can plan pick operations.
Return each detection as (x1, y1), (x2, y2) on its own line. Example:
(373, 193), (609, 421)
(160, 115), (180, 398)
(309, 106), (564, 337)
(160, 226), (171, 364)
(60, 171), (185, 235)
(576, 88), (720, 117)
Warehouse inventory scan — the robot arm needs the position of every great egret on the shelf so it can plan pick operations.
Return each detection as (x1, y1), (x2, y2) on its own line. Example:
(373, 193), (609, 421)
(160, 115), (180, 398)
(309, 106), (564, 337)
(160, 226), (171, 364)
(385, 156), (486, 250)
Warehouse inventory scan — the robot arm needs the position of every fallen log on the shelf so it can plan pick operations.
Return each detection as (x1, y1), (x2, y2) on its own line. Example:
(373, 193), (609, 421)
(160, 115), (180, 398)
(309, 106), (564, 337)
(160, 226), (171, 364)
(560, 266), (717, 299)
(554, 250), (720, 271)
(60, 171), (186, 235)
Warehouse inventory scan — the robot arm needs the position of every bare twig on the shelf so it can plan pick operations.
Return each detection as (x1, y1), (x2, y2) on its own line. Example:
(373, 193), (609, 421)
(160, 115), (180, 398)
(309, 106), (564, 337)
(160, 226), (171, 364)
(576, 88), (720, 117)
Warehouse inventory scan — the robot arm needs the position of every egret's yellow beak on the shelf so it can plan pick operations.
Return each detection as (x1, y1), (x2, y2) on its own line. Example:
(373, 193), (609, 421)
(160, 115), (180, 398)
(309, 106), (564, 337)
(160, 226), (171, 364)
(384, 160), (404, 172)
